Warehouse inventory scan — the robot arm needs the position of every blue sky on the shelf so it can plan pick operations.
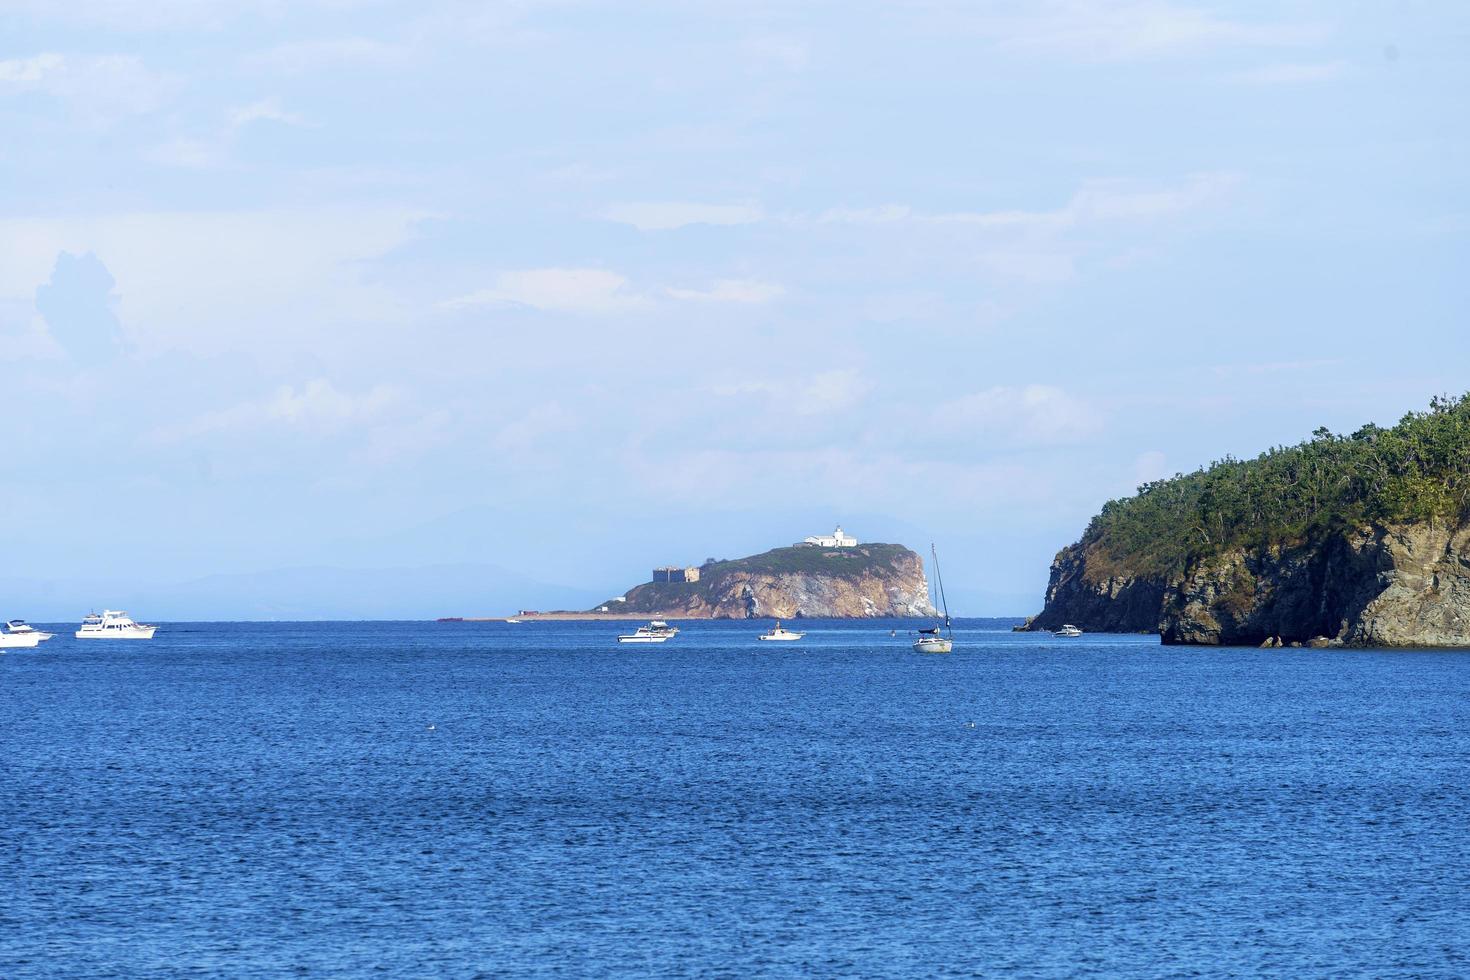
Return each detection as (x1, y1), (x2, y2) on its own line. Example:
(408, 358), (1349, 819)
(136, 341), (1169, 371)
(1, 1), (1466, 618)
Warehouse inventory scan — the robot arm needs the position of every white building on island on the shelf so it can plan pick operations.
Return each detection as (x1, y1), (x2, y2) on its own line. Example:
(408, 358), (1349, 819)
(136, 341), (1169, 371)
(803, 524), (858, 548)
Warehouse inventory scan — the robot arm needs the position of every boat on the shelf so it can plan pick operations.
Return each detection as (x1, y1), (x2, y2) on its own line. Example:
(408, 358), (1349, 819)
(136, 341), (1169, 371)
(75, 610), (157, 640)
(0, 631), (41, 648)
(617, 620), (678, 643)
(1054, 624), (1083, 638)
(5, 620), (54, 641)
(758, 620), (805, 642)
(914, 544), (955, 654)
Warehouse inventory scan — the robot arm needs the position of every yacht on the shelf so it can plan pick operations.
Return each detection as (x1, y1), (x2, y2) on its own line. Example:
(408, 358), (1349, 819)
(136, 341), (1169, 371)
(758, 621), (805, 642)
(75, 610), (157, 640)
(5, 620), (54, 641)
(1054, 624), (1083, 638)
(617, 620), (678, 643)
(913, 544), (955, 654)
(0, 630), (41, 648)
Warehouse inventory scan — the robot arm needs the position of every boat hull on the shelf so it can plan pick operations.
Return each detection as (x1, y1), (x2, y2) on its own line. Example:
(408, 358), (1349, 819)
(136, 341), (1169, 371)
(617, 635), (671, 643)
(0, 633), (41, 648)
(76, 626), (157, 640)
(758, 634), (804, 641)
(913, 637), (953, 654)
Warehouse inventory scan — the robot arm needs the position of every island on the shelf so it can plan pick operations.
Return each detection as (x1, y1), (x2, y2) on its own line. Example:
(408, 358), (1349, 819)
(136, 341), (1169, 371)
(1027, 394), (1470, 647)
(592, 540), (935, 619)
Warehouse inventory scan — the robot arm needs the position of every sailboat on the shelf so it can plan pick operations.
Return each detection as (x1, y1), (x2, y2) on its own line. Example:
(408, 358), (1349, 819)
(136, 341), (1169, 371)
(913, 544), (954, 654)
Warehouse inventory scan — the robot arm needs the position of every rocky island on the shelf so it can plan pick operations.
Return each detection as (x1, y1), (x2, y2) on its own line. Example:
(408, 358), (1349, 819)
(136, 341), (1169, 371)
(598, 539), (938, 619)
(1029, 394), (1470, 647)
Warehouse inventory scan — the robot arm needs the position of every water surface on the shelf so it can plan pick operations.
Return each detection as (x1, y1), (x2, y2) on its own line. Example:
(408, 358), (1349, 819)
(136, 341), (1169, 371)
(2, 620), (1467, 975)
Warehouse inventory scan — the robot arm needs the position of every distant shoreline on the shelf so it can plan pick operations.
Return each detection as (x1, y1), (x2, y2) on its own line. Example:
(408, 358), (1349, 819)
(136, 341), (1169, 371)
(439, 612), (957, 623)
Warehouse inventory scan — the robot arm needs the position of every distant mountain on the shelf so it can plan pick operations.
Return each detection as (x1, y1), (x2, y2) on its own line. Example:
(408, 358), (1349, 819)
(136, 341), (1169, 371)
(600, 543), (938, 618)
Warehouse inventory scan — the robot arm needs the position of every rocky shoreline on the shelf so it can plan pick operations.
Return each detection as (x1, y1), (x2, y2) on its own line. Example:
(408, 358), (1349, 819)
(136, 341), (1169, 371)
(1030, 520), (1470, 647)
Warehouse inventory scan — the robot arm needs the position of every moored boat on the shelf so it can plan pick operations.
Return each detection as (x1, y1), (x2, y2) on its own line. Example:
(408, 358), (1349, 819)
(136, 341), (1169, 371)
(758, 620), (805, 642)
(5, 620), (54, 641)
(913, 543), (956, 654)
(75, 610), (157, 640)
(1054, 624), (1083, 638)
(618, 620), (678, 643)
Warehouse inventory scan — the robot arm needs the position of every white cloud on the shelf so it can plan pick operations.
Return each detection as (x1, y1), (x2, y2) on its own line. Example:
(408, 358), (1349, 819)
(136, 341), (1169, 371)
(0, 53), (63, 83)
(742, 35), (810, 71)
(666, 279), (785, 304)
(0, 52), (171, 117)
(1230, 61), (1347, 85)
(713, 368), (871, 417)
(246, 37), (410, 75)
(601, 202), (765, 232)
(0, 207), (427, 351)
(153, 379), (400, 442)
(442, 268), (649, 315)
(937, 385), (1102, 445)
(976, 250), (1076, 284)
(977, 2), (1323, 62)
(492, 403), (580, 452)
(229, 98), (308, 129)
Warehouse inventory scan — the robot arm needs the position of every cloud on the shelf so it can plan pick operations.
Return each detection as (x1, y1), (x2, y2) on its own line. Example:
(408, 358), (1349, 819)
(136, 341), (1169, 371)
(246, 37), (410, 75)
(0, 52), (171, 117)
(976, 2), (1323, 62)
(228, 98), (308, 129)
(0, 53), (63, 83)
(742, 36), (810, 71)
(153, 379), (400, 442)
(492, 403), (580, 452)
(601, 202), (766, 232)
(1230, 61), (1347, 85)
(666, 279), (785, 304)
(937, 385), (1102, 445)
(713, 368), (872, 417)
(442, 268), (649, 315)
(0, 207), (428, 352)
(34, 251), (127, 364)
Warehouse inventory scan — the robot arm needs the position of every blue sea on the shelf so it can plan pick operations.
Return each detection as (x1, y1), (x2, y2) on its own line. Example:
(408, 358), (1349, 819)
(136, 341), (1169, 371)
(3, 619), (1468, 977)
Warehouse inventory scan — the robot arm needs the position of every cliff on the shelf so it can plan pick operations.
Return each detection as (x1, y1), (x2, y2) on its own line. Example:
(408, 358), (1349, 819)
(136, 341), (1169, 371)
(602, 543), (938, 619)
(1030, 395), (1470, 647)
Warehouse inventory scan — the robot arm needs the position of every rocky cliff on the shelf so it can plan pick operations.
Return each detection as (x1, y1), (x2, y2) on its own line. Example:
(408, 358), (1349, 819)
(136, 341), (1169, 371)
(1029, 396), (1470, 646)
(1038, 520), (1470, 646)
(603, 543), (938, 619)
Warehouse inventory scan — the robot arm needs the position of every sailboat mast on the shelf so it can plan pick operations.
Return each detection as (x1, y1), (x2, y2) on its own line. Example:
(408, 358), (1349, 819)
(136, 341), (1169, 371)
(931, 543), (952, 633)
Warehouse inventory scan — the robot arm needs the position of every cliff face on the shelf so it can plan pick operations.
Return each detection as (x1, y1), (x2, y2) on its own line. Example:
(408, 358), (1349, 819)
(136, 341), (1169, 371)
(1035, 521), (1470, 647)
(1029, 542), (1169, 633)
(608, 544), (938, 619)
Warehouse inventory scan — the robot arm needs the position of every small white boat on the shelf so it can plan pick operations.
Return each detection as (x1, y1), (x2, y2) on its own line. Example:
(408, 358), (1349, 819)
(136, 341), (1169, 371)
(617, 620), (678, 643)
(913, 630), (953, 654)
(1054, 624), (1083, 638)
(758, 620), (805, 642)
(5, 620), (54, 641)
(75, 610), (157, 640)
(0, 631), (41, 648)
(913, 543), (955, 654)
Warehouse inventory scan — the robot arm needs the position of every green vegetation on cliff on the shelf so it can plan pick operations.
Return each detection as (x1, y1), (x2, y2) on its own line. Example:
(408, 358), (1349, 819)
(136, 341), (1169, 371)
(1085, 394), (1470, 579)
(700, 543), (916, 578)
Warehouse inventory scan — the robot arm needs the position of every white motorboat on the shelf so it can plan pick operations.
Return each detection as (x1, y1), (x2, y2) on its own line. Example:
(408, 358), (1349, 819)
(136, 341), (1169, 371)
(5, 620), (54, 641)
(0, 631), (41, 648)
(758, 620), (805, 642)
(617, 620), (678, 643)
(913, 543), (956, 654)
(75, 610), (157, 640)
(1054, 624), (1083, 638)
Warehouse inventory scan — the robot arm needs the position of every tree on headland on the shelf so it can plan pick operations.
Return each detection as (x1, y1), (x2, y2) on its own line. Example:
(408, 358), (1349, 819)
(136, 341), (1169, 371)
(1084, 393), (1470, 578)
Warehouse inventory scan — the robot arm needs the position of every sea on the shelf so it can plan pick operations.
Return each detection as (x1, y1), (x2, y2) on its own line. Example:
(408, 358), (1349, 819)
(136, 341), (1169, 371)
(2, 619), (1468, 977)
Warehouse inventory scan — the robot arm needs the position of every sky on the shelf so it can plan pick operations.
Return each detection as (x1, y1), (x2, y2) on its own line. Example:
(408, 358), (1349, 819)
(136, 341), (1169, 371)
(1, 0), (1467, 618)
